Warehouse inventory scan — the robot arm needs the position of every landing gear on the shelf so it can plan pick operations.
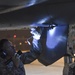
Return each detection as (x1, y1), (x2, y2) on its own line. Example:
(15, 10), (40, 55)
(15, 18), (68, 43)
(63, 25), (75, 75)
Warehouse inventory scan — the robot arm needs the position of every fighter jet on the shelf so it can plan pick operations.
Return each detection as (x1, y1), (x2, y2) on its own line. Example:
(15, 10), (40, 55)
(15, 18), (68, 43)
(0, 0), (74, 66)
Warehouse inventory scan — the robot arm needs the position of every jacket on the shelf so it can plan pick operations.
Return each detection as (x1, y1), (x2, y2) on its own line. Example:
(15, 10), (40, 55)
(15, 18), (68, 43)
(0, 40), (42, 75)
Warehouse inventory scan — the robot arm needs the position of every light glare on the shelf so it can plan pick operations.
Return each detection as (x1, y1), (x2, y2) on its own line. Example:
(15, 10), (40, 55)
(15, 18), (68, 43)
(49, 27), (56, 36)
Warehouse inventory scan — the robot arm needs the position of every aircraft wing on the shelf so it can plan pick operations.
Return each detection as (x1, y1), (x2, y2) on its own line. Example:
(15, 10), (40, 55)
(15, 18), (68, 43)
(0, 0), (75, 30)
(0, 0), (47, 14)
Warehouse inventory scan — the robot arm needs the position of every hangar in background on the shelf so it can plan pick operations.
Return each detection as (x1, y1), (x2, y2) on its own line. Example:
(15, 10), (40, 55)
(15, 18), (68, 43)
(0, 29), (32, 51)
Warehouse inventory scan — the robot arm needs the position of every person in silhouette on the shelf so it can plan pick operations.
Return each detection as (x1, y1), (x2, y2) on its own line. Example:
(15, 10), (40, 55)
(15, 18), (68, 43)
(0, 28), (42, 75)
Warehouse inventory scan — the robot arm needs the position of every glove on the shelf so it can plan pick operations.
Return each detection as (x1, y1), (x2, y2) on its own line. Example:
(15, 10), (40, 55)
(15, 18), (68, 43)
(30, 28), (41, 40)
(12, 53), (20, 67)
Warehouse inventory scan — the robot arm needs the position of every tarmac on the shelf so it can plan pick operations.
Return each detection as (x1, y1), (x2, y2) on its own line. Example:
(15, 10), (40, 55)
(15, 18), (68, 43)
(24, 57), (64, 75)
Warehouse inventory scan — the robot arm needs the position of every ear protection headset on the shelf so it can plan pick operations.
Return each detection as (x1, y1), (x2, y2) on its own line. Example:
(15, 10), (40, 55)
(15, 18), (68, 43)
(0, 48), (12, 65)
(0, 49), (7, 59)
(0, 39), (9, 59)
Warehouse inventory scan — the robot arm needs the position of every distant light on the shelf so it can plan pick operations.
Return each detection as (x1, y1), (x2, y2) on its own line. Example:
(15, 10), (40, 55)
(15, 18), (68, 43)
(25, 41), (28, 44)
(19, 42), (22, 45)
(14, 34), (16, 38)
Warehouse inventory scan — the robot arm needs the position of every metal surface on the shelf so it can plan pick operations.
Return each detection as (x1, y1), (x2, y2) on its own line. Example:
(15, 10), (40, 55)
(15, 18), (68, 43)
(0, 0), (75, 30)
(0, 0), (47, 13)
(38, 25), (69, 66)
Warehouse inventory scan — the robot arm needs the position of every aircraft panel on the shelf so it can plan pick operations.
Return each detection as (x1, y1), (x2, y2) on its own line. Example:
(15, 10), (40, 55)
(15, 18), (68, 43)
(38, 25), (69, 66)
